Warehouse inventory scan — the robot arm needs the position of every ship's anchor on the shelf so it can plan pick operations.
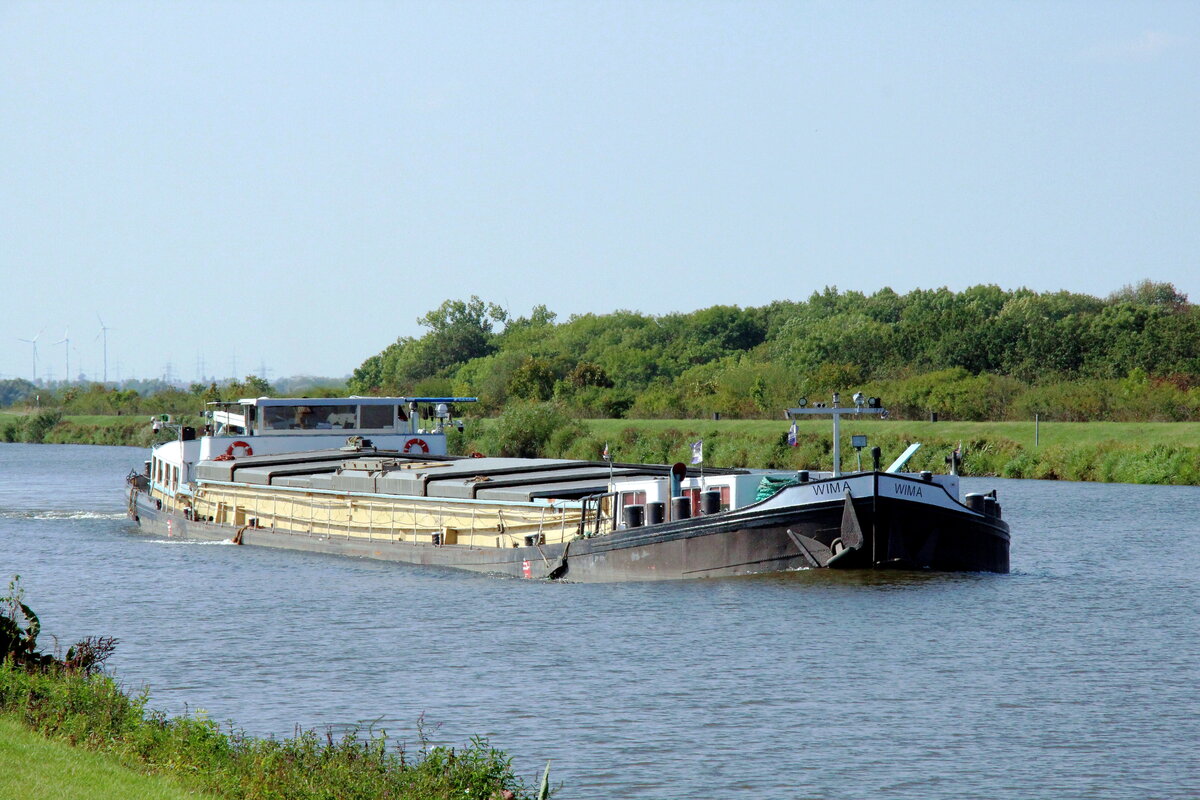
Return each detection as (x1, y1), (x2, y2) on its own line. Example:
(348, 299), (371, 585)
(788, 492), (865, 568)
(546, 539), (572, 580)
(826, 491), (865, 567)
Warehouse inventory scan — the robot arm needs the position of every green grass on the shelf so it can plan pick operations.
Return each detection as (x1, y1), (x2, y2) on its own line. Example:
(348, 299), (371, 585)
(1, 580), (549, 800)
(0, 661), (545, 800)
(0, 714), (215, 800)
(522, 417), (1200, 484)
(4, 412), (1199, 449)
(583, 418), (1200, 449)
(6, 411), (1200, 484)
(0, 412), (156, 431)
(0, 412), (155, 446)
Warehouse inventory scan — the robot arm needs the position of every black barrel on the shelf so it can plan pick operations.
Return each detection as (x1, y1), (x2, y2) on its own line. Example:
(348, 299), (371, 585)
(965, 492), (986, 513)
(700, 490), (721, 515)
(623, 504), (645, 528)
(919, 471), (933, 482)
(671, 496), (691, 520)
(646, 501), (666, 525)
(797, 470), (810, 483)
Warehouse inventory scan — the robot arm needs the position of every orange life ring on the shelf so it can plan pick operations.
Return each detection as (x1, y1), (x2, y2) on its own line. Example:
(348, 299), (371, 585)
(225, 440), (254, 458)
(470, 451), (485, 458)
(403, 437), (430, 454)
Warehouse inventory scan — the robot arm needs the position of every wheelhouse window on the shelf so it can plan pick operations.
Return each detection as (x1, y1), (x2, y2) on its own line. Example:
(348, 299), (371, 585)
(359, 404), (397, 430)
(263, 404), (358, 430)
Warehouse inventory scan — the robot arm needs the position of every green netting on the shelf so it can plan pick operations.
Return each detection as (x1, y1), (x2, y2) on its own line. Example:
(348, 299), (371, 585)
(755, 475), (801, 502)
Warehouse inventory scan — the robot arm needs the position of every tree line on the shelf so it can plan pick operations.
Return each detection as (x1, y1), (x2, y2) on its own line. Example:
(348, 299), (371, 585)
(348, 282), (1200, 421)
(4, 281), (1197, 422)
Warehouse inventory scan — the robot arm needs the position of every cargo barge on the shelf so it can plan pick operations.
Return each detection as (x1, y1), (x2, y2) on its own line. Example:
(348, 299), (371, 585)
(127, 396), (1010, 580)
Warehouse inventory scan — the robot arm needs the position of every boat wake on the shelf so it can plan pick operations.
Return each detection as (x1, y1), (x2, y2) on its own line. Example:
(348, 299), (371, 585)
(0, 509), (127, 521)
(145, 538), (239, 546)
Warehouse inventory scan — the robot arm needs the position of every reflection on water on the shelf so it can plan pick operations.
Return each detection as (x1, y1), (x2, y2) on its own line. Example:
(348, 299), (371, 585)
(2, 444), (1197, 799)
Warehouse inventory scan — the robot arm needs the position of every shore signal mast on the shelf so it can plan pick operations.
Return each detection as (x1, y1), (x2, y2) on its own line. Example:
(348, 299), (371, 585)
(785, 392), (887, 477)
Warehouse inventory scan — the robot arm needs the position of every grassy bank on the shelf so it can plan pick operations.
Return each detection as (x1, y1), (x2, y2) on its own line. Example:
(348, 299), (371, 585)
(573, 419), (1200, 484)
(464, 413), (1200, 485)
(0, 411), (158, 447)
(0, 715), (216, 800)
(0, 663), (546, 800)
(1, 582), (551, 800)
(5, 411), (1200, 485)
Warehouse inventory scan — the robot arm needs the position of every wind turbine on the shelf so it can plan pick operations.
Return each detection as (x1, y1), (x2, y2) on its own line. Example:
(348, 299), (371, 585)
(96, 315), (112, 383)
(17, 329), (43, 382)
(54, 329), (70, 385)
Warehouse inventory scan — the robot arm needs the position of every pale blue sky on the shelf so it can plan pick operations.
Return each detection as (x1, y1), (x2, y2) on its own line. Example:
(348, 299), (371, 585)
(3, 1), (1198, 383)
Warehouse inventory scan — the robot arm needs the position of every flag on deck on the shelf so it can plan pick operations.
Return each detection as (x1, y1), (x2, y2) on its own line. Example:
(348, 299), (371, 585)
(787, 420), (798, 447)
(691, 439), (704, 464)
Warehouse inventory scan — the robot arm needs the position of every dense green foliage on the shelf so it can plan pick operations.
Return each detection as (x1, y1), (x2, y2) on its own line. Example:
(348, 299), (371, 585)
(5, 282), (1198, 423)
(343, 283), (1200, 421)
(1, 580), (548, 800)
(1, 409), (65, 443)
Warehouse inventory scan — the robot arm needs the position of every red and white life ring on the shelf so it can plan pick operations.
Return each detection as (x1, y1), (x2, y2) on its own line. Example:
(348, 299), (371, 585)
(403, 437), (430, 454)
(225, 440), (254, 458)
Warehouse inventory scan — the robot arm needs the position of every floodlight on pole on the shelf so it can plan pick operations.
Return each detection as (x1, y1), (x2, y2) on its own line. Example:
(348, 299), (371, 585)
(786, 392), (889, 477)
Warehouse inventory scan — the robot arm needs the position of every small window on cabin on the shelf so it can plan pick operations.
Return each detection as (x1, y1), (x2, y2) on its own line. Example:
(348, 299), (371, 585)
(682, 486), (731, 512)
(620, 491), (647, 508)
(359, 404), (395, 429)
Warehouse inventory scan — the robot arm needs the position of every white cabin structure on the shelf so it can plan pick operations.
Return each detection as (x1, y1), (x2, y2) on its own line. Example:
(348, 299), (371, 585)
(147, 396), (474, 500)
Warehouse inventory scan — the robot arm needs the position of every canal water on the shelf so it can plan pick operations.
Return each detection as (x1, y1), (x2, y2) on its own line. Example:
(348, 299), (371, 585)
(1, 443), (1196, 799)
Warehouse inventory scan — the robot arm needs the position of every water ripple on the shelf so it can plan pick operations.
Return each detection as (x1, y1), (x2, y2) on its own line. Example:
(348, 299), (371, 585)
(2, 446), (1198, 799)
